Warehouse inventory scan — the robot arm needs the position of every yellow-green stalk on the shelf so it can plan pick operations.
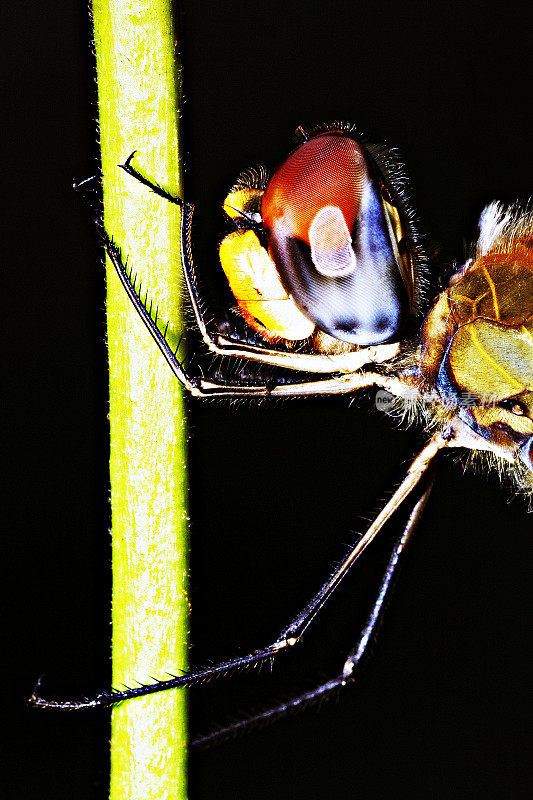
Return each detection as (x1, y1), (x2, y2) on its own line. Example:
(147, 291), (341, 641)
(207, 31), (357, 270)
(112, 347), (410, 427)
(92, 1), (188, 798)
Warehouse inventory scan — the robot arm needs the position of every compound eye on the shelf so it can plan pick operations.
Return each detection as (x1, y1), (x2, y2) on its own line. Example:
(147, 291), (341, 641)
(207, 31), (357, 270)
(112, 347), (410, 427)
(262, 135), (367, 244)
(261, 134), (411, 346)
(499, 398), (527, 416)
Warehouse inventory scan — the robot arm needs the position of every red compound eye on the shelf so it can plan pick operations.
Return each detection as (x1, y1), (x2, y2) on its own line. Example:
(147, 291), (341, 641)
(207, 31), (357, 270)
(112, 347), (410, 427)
(260, 133), (410, 346)
(261, 134), (368, 245)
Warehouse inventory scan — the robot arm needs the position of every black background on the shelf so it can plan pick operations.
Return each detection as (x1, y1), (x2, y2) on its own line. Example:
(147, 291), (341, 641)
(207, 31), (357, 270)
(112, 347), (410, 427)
(6, 1), (533, 798)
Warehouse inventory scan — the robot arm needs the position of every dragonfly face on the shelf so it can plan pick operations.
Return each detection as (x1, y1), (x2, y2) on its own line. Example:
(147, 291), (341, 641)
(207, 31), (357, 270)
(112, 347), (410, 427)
(218, 125), (533, 495)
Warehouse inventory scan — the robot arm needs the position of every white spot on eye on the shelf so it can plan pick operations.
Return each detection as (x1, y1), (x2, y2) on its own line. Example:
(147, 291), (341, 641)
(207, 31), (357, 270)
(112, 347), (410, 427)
(309, 205), (357, 277)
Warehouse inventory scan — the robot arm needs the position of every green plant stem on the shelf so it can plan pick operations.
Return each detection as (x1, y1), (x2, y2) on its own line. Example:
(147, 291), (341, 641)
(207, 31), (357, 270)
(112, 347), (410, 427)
(92, 1), (188, 798)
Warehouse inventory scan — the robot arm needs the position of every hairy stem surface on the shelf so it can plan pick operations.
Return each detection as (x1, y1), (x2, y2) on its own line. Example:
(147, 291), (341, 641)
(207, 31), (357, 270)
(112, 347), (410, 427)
(92, 1), (188, 797)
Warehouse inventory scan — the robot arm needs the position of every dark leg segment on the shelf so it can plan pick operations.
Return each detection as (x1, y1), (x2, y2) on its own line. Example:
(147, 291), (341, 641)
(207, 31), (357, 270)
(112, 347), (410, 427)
(120, 152), (215, 345)
(192, 469), (436, 748)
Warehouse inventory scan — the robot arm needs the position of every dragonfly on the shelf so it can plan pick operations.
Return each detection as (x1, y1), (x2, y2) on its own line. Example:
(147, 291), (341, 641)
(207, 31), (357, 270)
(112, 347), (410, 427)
(30, 122), (533, 747)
